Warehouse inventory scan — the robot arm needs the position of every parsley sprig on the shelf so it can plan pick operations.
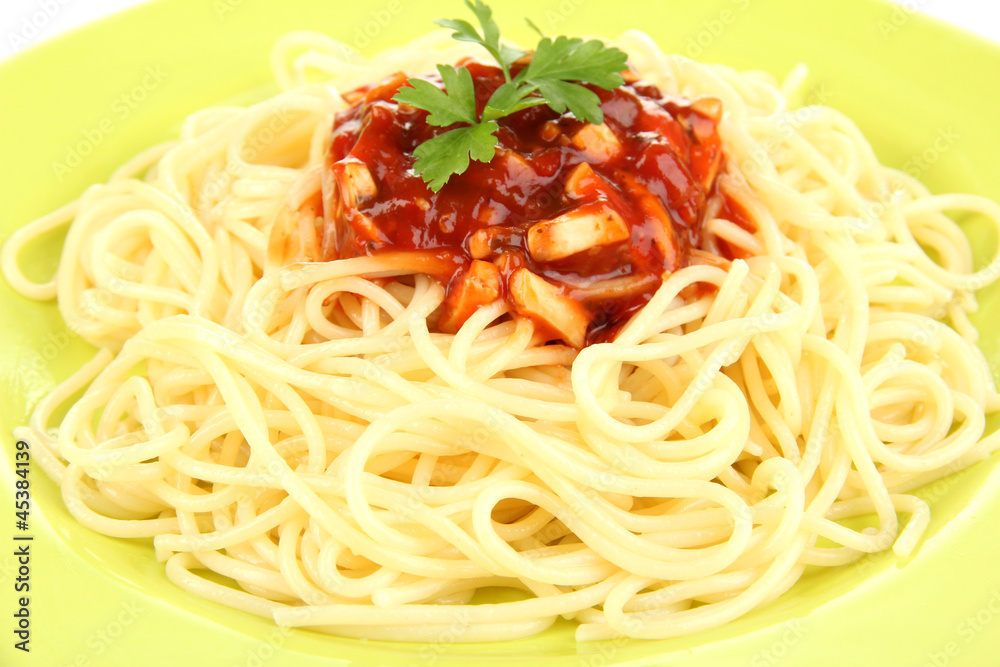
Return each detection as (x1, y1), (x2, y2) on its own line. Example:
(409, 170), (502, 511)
(391, 0), (628, 191)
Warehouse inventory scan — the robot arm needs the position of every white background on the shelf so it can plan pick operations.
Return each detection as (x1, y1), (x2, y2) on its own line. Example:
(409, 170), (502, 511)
(1, 0), (999, 62)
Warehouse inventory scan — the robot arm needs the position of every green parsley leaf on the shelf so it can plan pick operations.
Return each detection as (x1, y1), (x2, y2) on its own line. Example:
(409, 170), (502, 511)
(435, 0), (524, 81)
(482, 81), (547, 122)
(411, 122), (499, 191)
(525, 18), (546, 39)
(521, 36), (628, 90)
(393, 64), (478, 127)
(532, 78), (604, 124)
(397, 1), (628, 191)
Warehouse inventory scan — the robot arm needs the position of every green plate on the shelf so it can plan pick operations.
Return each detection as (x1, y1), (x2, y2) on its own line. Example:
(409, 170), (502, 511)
(2, 0), (1000, 664)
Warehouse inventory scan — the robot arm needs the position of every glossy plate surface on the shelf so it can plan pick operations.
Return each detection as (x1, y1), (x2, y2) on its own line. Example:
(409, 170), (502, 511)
(1, 0), (999, 664)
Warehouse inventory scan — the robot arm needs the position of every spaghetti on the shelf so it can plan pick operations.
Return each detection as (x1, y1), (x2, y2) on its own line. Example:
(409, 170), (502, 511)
(3, 29), (1000, 642)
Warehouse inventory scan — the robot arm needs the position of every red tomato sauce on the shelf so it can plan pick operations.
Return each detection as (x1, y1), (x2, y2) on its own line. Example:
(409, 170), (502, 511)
(320, 59), (749, 346)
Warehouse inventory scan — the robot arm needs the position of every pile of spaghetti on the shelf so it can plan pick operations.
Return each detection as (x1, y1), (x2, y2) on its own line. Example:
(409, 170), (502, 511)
(4, 28), (1000, 642)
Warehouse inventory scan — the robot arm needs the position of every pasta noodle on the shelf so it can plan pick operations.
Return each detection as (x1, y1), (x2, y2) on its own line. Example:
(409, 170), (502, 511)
(3, 29), (1000, 642)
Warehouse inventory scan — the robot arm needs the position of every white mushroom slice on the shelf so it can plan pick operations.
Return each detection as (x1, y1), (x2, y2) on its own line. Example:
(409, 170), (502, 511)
(438, 260), (502, 333)
(334, 160), (377, 209)
(527, 205), (629, 262)
(348, 212), (379, 243)
(476, 207), (496, 226)
(469, 229), (492, 260)
(508, 269), (589, 348)
(565, 162), (598, 198)
(691, 97), (723, 123)
(469, 226), (515, 260)
(618, 172), (678, 268)
(571, 123), (622, 162)
(540, 121), (561, 142)
(500, 149), (535, 180)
